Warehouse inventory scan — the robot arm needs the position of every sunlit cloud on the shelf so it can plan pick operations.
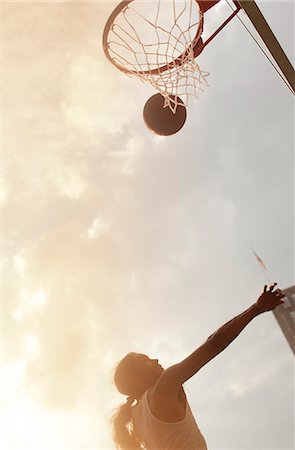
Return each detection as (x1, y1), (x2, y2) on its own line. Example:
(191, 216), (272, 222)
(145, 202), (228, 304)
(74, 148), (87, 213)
(12, 288), (48, 321)
(121, 134), (146, 175)
(61, 54), (138, 135)
(229, 381), (249, 398)
(229, 350), (291, 399)
(57, 170), (87, 200)
(25, 335), (41, 361)
(1, 360), (27, 398)
(86, 217), (109, 239)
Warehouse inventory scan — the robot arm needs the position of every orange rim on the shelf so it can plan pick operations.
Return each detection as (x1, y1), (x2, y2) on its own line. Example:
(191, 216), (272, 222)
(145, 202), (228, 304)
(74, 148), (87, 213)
(102, 0), (204, 75)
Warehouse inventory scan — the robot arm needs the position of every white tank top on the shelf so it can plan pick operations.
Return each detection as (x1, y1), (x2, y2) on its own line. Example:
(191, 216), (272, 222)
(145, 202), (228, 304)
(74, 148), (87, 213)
(132, 390), (208, 450)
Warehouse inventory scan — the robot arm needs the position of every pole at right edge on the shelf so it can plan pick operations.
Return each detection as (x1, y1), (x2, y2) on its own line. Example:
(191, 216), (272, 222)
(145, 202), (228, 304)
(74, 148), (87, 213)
(238, 0), (295, 93)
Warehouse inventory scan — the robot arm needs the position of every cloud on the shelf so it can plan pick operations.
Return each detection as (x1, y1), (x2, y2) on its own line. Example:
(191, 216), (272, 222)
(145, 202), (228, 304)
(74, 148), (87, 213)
(61, 54), (138, 135)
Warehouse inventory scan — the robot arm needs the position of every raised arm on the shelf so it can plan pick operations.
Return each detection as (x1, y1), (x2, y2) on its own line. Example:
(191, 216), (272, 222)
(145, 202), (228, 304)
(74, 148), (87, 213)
(157, 284), (284, 391)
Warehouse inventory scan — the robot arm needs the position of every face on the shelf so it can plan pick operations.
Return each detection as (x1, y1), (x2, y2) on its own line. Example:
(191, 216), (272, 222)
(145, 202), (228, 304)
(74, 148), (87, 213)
(130, 353), (164, 388)
(136, 354), (164, 374)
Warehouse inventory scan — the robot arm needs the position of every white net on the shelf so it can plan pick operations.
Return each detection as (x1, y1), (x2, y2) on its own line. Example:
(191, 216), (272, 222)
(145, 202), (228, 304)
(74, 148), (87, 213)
(105, 0), (209, 113)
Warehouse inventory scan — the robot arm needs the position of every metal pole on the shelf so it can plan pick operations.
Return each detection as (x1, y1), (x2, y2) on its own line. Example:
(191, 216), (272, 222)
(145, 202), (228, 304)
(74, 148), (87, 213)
(239, 0), (295, 93)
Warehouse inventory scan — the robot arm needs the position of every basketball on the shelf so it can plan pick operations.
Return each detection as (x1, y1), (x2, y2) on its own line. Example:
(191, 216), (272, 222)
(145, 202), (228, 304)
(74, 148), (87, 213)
(143, 94), (187, 136)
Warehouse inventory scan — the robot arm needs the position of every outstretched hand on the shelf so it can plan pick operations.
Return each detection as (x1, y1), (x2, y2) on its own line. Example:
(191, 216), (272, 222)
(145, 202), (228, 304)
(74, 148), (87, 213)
(255, 283), (285, 313)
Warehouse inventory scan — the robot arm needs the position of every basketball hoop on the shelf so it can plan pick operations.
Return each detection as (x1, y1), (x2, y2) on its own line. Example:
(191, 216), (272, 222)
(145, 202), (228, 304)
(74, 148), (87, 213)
(103, 0), (241, 115)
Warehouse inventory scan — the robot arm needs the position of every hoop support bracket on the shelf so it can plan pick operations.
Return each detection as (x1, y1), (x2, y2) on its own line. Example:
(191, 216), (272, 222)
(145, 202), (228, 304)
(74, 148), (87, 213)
(194, 1), (242, 57)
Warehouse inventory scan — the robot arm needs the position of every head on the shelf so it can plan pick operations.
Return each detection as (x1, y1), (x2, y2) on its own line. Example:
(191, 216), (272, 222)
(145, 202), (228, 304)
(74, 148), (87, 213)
(114, 352), (164, 399)
(111, 352), (164, 449)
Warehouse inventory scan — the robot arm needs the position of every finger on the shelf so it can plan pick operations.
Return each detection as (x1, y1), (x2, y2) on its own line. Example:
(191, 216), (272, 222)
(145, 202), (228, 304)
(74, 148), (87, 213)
(263, 285), (267, 293)
(274, 288), (282, 294)
(270, 282), (277, 292)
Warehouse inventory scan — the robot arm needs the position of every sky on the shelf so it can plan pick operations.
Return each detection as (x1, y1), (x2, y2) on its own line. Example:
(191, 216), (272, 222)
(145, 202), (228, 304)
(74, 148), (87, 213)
(2, 1), (294, 449)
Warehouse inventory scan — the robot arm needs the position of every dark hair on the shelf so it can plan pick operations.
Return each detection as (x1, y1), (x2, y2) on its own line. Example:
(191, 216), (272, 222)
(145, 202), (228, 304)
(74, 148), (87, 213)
(111, 353), (146, 450)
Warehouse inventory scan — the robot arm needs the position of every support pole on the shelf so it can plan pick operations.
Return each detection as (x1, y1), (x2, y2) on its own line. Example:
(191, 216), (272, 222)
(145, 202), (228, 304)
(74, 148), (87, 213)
(239, 0), (295, 93)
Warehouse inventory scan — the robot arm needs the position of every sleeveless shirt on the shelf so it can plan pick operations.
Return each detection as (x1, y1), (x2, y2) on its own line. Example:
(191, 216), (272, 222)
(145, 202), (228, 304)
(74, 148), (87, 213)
(132, 389), (208, 450)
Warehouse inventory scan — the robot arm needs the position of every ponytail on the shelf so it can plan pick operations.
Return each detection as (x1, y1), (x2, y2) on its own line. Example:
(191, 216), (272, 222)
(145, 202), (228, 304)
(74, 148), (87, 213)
(111, 398), (145, 449)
